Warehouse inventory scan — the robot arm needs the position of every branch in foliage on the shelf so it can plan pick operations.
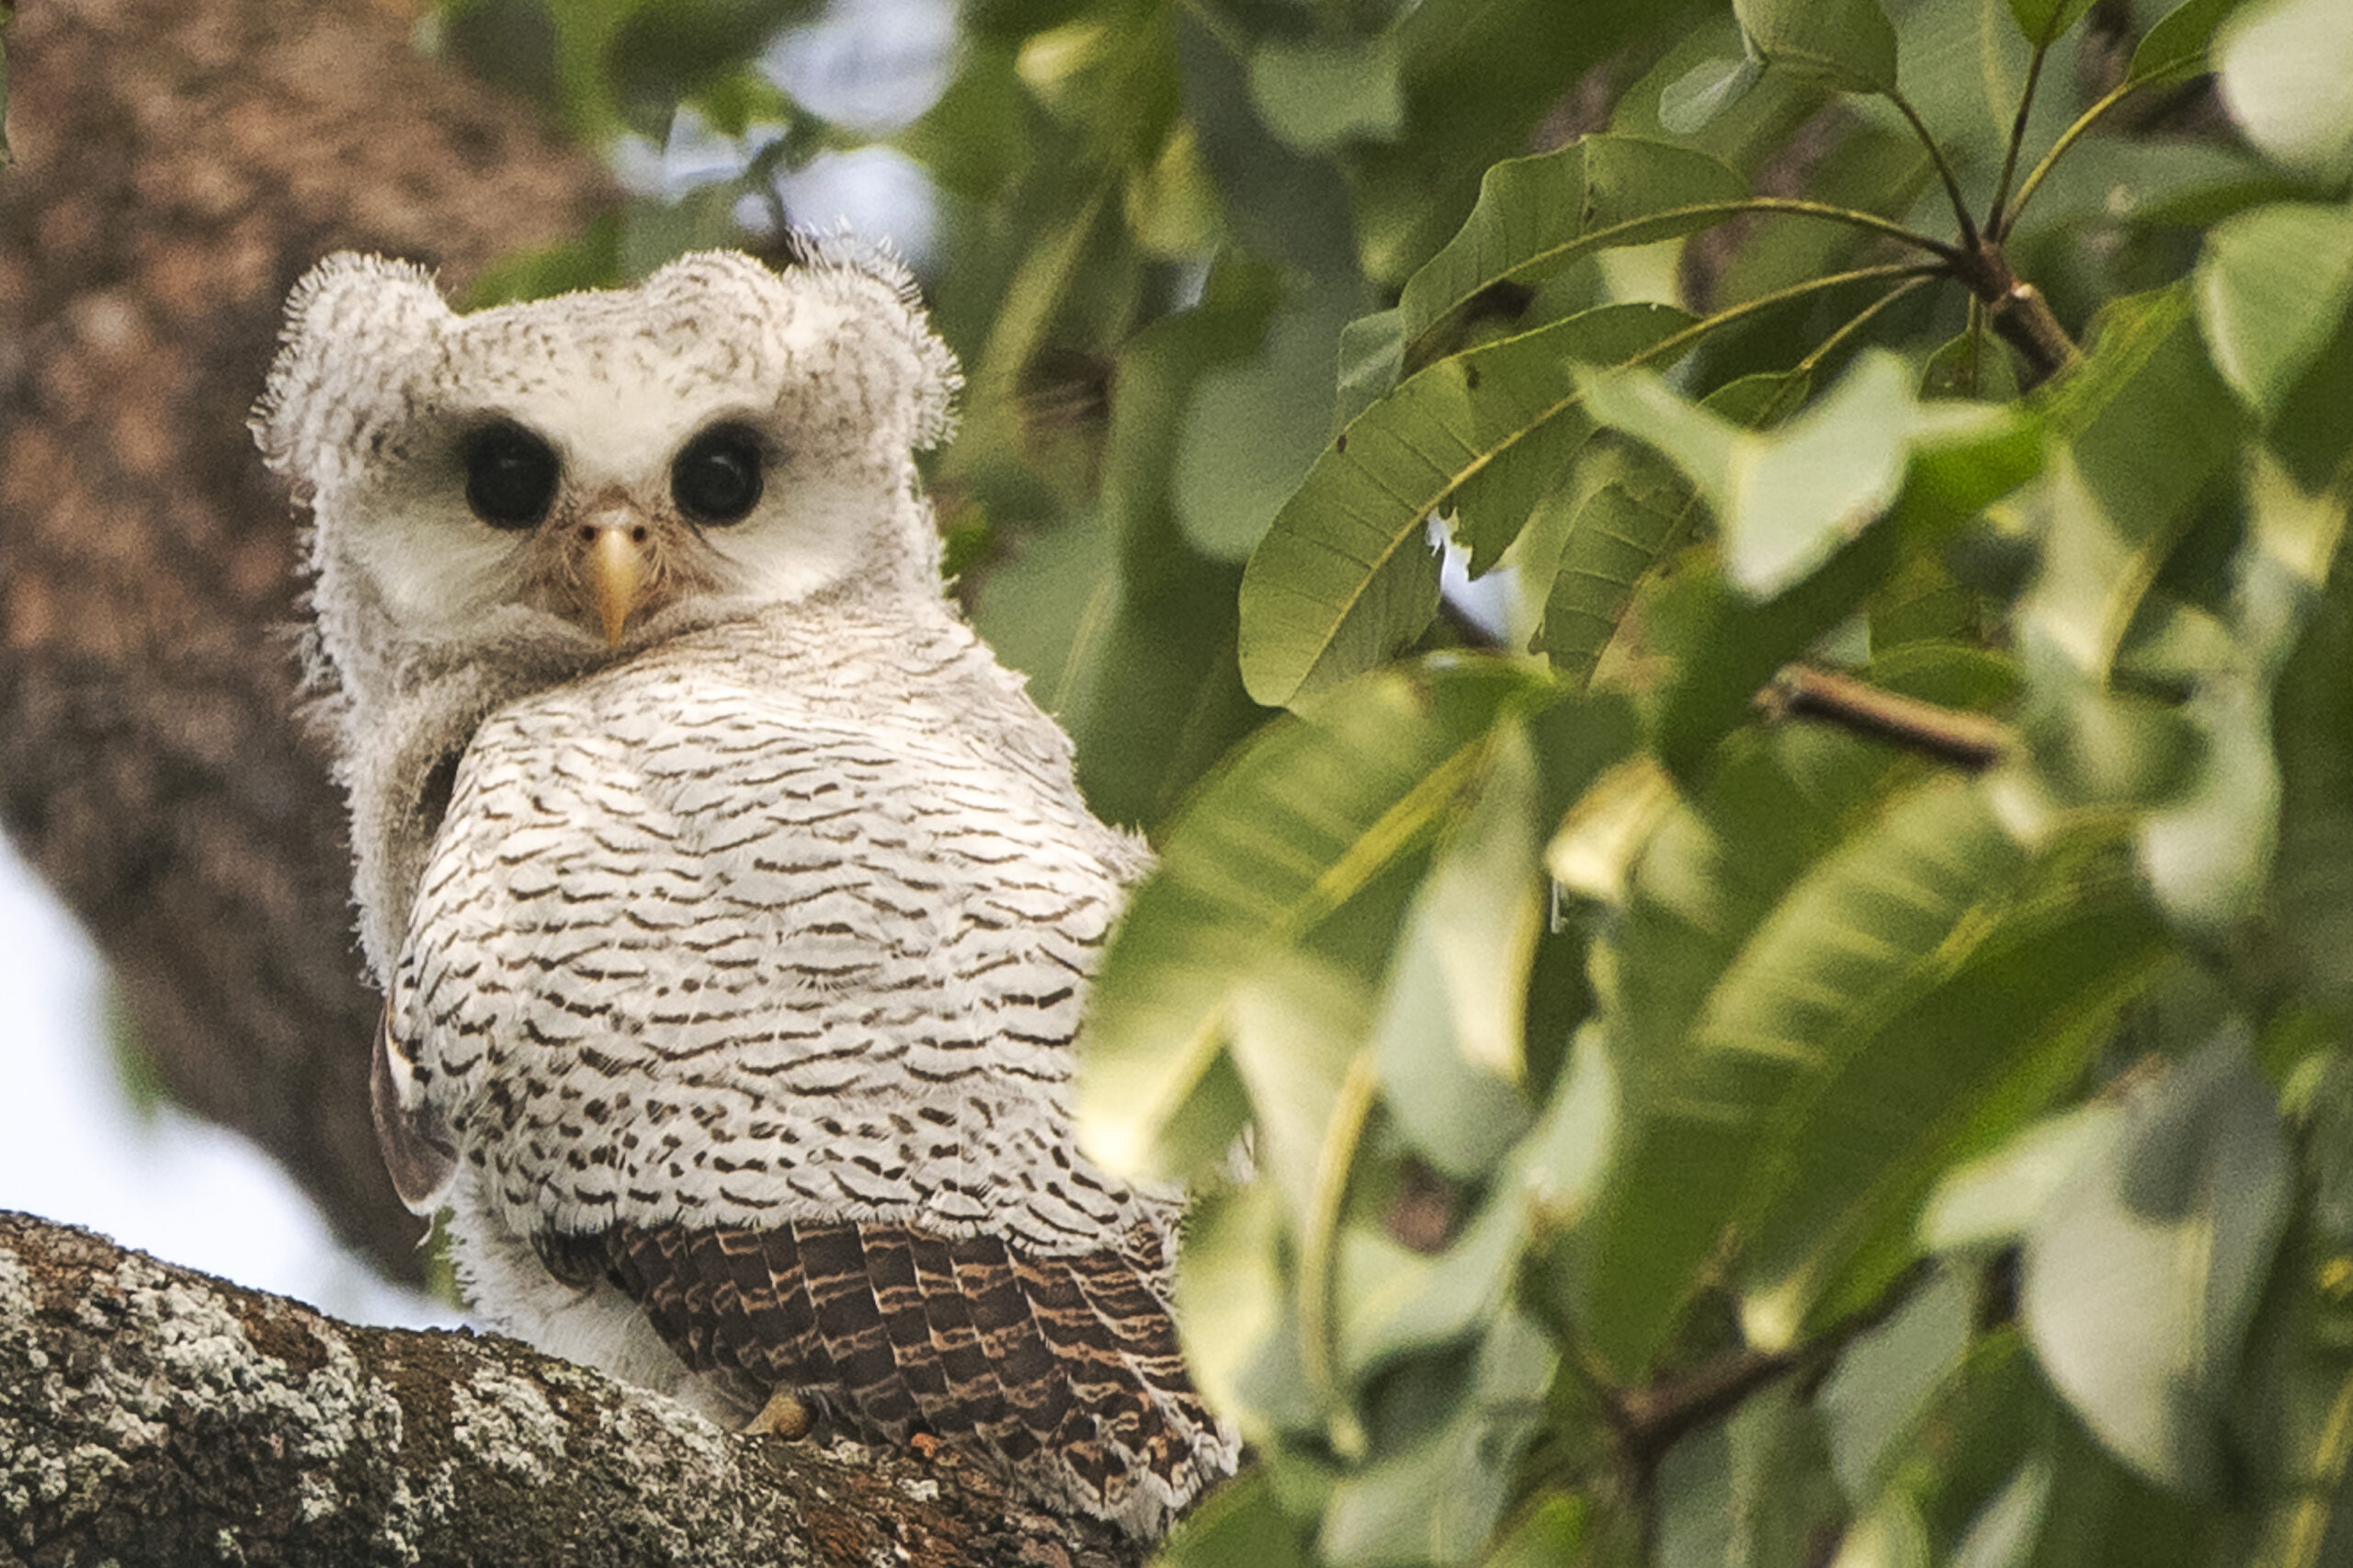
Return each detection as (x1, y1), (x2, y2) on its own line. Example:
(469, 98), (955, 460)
(0, 1212), (1147, 1568)
(1763, 665), (2011, 773)
(1607, 1265), (1928, 1498)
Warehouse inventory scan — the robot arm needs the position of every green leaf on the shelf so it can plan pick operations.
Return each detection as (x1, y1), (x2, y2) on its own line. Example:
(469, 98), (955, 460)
(1237, 302), (1691, 708)
(1640, 537), (1897, 784)
(1734, 0), (1900, 93)
(1586, 353), (2041, 605)
(1175, 290), (1360, 562)
(1818, 1267), (1976, 1501)
(1480, 1496), (1590, 1568)
(1319, 1312), (1559, 1566)
(2216, 0), (2353, 182)
(1078, 661), (1549, 1181)
(1654, 1384), (1846, 1568)
(1918, 1103), (2123, 1251)
(1954, 1457), (2055, 1568)
(1574, 733), (1944, 1370)
(2195, 203), (2353, 424)
(1584, 350), (1916, 598)
(1529, 372), (1813, 688)
(1173, 1181), (1314, 1436)
(1223, 953), (1375, 1233)
(2131, 0), (2249, 85)
(1923, 329), (2021, 403)
(1659, 52), (1766, 135)
(1397, 136), (1746, 365)
(1336, 308), (1408, 427)
(2024, 286), (2245, 677)
(2022, 1033), (2293, 1493)
(1533, 449), (1696, 688)
(2005, 0), (2097, 46)
(1738, 845), (2169, 1342)
(1157, 1464), (1314, 1568)
(1369, 726), (1543, 1176)
(1248, 36), (1405, 153)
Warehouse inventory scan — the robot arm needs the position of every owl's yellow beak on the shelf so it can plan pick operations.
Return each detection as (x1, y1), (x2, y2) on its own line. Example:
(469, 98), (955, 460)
(586, 522), (649, 648)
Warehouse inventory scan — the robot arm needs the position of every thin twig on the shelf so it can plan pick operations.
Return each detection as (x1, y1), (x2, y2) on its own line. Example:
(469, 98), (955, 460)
(1607, 1263), (1931, 1504)
(1761, 664), (2010, 771)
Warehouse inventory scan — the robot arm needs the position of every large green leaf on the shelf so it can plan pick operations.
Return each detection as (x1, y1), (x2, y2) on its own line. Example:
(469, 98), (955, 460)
(1318, 1312), (1559, 1566)
(1737, 845), (2170, 1342)
(1395, 136), (1748, 367)
(1078, 660), (1550, 1182)
(1581, 351), (2039, 600)
(2022, 1035), (2292, 1493)
(2131, 0), (2255, 85)
(2018, 286), (2245, 687)
(1528, 371), (1813, 688)
(2195, 203), (2353, 425)
(2005, 0), (2097, 46)
(1571, 727), (1911, 1369)
(1734, 0), (1899, 93)
(2216, 0), (2353, 183)
(1654, 1384), (1846, 1568)
(1575, 748), (2165, 1373)
(1247, 35), (1404, 153)
(1237, 302), (1691, 708)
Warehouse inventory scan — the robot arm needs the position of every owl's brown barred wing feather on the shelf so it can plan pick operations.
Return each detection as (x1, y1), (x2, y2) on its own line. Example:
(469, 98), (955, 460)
(577, 1218), (1230, 1534)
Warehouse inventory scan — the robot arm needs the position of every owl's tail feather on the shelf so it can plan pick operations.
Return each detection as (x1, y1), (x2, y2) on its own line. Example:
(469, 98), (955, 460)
(586, 1219), (1238, 1539)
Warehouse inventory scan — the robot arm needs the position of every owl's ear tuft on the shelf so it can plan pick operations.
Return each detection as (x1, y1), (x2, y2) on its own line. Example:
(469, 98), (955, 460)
(789, 233), (963, 453)
(254, 253), (451, 489)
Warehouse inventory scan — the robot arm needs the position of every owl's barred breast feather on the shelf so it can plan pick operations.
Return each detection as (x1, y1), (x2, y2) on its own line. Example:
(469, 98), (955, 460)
(263, 243), (1236, 1539)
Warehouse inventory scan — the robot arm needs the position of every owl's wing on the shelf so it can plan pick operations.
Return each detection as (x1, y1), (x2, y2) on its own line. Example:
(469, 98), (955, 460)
(540, 1215), (1233, 1534)
(371, 998), (456, 1212)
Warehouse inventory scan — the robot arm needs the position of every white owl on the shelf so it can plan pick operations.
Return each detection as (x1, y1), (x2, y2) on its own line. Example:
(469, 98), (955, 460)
(253, 244), (1236, 1536)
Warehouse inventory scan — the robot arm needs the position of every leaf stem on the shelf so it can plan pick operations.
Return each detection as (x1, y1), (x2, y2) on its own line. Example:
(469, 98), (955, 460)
(1795, 275), (1937, 377)
(1733, 197), (1962, 261)
(1633, 260), (1950, 371)
(1299, 1052), (1382, 1460)
(1887, 87), (1980, 249)
(1997, 58), (2193, 240)
(1985, 35), (2055, 237)
(1405, 199), (1960, 369)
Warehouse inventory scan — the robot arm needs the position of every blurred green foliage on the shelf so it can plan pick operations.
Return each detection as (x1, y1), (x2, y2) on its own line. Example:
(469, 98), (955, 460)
(436, 0), (2353, 1560)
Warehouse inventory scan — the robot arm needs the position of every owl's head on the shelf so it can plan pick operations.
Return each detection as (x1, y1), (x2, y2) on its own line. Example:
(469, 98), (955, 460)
(256, 245), (961, 678)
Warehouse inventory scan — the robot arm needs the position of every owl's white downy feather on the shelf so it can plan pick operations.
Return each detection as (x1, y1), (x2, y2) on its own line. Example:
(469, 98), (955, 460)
(256, 246), (1233, 1537)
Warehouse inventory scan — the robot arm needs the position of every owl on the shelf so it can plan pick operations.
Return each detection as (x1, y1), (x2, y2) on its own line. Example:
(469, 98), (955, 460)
(253, 244), (1237, 1536)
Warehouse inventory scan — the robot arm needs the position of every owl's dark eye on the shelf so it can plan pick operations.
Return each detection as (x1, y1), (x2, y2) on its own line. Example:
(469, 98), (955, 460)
(463, 421), (560, 530)
(672, 424), (765, 525)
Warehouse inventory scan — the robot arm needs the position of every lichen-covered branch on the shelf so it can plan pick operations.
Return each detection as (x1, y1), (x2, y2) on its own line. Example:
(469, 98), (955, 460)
(0, 1212), (1149, 1568)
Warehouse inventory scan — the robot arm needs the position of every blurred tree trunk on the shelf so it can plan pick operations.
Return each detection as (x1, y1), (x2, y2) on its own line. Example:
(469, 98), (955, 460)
(0, 0), (615, 1281)
(0, 1210), (1146, 1567)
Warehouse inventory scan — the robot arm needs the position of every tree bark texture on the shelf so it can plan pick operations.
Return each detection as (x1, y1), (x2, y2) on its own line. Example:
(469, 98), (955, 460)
(0, 1211), (1149, 1568)
(0, 0), (616, 1281)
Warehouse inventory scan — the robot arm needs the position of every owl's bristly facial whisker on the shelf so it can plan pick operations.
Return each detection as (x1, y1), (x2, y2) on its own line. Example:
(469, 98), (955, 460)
(582, 508), (653, 647)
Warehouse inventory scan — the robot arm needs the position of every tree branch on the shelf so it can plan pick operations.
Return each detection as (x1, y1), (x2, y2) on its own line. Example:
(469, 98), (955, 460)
(0, 1211), (1149, 1567)
(1761, 664), (2011, 772)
